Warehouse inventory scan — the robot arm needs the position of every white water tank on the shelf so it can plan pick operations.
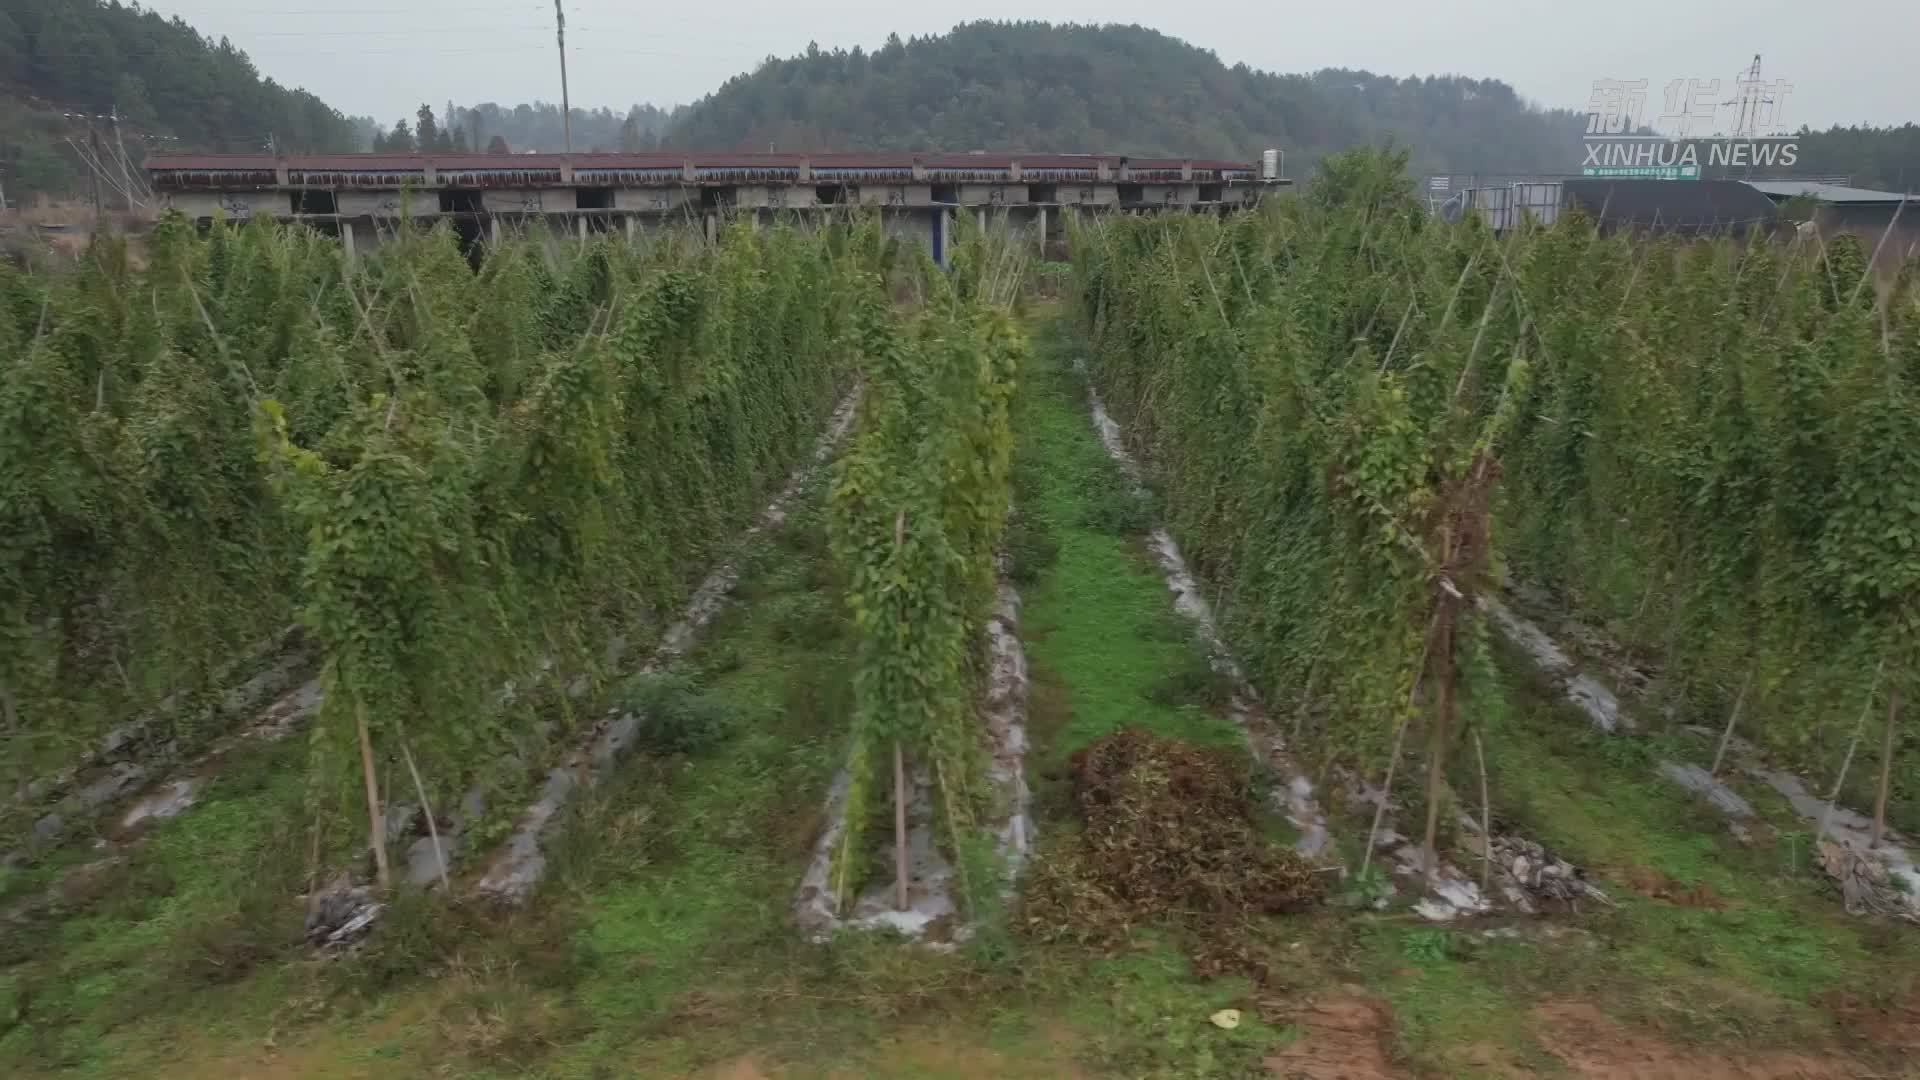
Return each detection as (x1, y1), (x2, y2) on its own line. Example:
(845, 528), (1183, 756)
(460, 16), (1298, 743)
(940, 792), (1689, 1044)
(1261, 149), (1282, 180)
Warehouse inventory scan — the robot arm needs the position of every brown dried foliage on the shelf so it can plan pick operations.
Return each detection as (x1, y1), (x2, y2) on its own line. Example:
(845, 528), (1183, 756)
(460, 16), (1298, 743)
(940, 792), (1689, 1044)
(1020, 729), (1323, 961)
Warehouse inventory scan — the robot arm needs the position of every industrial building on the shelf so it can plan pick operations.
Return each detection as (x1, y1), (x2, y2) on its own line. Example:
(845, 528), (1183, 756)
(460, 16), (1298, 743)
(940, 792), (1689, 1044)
(1746, 180), (1919, 274)
(1434, 175), (1916, 255)
(143, 151), (1288, 261)
(1435, 177), (1783, 233)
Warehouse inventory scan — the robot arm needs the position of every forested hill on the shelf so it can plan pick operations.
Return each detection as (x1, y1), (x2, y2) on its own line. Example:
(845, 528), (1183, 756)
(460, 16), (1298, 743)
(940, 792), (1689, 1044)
(661, 21), (1590, 175)
(1795, 124), (1920, 192)
(1, 0), (359, 199)
(447, 102), (678, 155)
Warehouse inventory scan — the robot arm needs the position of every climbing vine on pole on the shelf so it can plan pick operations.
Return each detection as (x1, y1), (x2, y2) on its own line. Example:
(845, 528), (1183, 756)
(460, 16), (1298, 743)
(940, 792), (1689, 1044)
(828, 230), (1022, 911)
(8, 213), (854, 874)
(1072, 145), (1920, 853)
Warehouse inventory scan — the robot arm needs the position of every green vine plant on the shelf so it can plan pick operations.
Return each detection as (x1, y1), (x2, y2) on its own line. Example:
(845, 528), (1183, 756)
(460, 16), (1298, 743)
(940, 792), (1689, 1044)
(8, 211), (856, 889)
(3, 219), (318, 815)
(826, 218), (1024, 917)
(1072, 146), (1920, 878)
(1492, 214), (1920, 839)
(1077, 148), (1520, 876)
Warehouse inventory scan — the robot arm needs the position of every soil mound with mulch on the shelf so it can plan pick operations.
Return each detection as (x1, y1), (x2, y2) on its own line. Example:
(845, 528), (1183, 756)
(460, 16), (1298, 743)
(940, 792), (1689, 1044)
(1022, 728), (1323, 953)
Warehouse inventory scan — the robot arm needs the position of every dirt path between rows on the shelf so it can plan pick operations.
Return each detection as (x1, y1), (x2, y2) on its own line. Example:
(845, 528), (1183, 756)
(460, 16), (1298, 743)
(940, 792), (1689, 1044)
(1262, 992), (1873, 1080)
(1532, 1001), (1861, 1079)
(1263, 989), (1400, 1079)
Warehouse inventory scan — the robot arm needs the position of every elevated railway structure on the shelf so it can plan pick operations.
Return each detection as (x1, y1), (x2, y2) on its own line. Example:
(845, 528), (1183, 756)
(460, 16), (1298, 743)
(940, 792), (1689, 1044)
(143, 150), (1290, 261)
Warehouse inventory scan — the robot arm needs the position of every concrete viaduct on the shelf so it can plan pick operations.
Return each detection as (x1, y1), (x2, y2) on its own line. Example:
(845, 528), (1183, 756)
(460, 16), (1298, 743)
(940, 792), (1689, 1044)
(143, 151), (1289, 261)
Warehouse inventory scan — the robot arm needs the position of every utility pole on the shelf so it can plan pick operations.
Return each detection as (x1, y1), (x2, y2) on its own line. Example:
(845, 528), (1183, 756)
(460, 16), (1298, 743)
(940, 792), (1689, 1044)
(1728, 55), (1764, 138)
(554, 0), (571, 152)
(86, 116), (103, 223)
(1710, 55), (1772, 179)
(109, 106), (135, 210)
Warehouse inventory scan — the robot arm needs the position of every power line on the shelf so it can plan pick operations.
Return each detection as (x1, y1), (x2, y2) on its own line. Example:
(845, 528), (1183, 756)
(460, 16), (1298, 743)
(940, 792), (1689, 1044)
(22, 24), (550, 40)
(20, 39), (757, 58)
(24, 14), (761, 40)
(153, 3), (704, 16)
(205, 25), (554, 36)
(153, 3), (545, 12)
(21, 43), (547, 58)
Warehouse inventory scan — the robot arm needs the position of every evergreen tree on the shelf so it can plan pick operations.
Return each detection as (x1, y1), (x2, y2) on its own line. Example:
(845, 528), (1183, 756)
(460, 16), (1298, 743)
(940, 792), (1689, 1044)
(458, 101), (673, 153)
(415, 104), (440, 152)
(385, 118), (415, 154)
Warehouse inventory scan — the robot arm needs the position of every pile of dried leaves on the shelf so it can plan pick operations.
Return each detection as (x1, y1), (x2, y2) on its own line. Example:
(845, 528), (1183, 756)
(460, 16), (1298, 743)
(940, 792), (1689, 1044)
(1022, 728), (1323, 960)
(1818, 840), (1920, 923)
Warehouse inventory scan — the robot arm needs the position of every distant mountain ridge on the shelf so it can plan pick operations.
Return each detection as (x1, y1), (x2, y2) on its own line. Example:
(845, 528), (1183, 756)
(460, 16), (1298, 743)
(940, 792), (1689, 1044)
(656, 21), (1591, 177)
(1, 0), (360, 202)
(7, 9), (1914, 202)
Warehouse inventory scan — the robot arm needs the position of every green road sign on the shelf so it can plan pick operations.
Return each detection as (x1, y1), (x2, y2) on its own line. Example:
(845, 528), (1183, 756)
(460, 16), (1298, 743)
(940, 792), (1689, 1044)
(1581, 165), (1701, 180)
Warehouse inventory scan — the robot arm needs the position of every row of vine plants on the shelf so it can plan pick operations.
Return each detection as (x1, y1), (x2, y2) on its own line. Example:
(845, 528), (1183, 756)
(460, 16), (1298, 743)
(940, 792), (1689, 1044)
(1072, 147), (1920, 868)
(825, 228), (1024, 914)
(2, 213), (865, 880)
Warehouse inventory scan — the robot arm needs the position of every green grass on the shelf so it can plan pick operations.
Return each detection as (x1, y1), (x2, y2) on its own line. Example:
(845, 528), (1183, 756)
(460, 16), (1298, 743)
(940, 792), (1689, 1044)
(1003, 304), (1920, 1077)
(1343, 922), (1561, 1077)
(1011, 314), (1247, 781)
(10, 307), (1918, 1079)
(359, 483), (1271, 1079)
(538, 518), (856, 1071)
(31, 306), (1285, 1079)
(1370, 636), (1920, 1062)
(0, 483), (1144, 1079)
(0, 719), (316, 1073)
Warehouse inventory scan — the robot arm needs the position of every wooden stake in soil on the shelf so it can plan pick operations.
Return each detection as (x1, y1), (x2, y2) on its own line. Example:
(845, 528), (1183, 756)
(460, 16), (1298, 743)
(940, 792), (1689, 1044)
(1819, 661), (1884, 843)
(1873, 686), (1901, 848)
(356, 698), (391, 890)
(1359, 610), (1444, 880)
(1474, 727), (1492, 893)
(893, 740), (909, 912)
(892, 507), (910, 913)
(400, 732), (451, 891)
(1358, 710), (1410, 882)
(1293, 660), (1320, 745)
(306, 808), (324, 894)
(1422, 593), (1456, 882)
(1710, 669), (1755, 778)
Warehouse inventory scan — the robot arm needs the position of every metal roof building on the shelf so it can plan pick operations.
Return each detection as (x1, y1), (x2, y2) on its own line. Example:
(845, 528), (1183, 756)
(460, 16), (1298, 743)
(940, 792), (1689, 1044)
(1746, 179), (1919, 275)
(1440, 178), (1782, 234)
(1744, 180), (1916, 205)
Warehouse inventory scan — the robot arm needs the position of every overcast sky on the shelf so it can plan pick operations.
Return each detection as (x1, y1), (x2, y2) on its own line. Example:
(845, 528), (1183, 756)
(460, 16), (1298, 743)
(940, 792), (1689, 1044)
(147, 0), (1912, 131)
